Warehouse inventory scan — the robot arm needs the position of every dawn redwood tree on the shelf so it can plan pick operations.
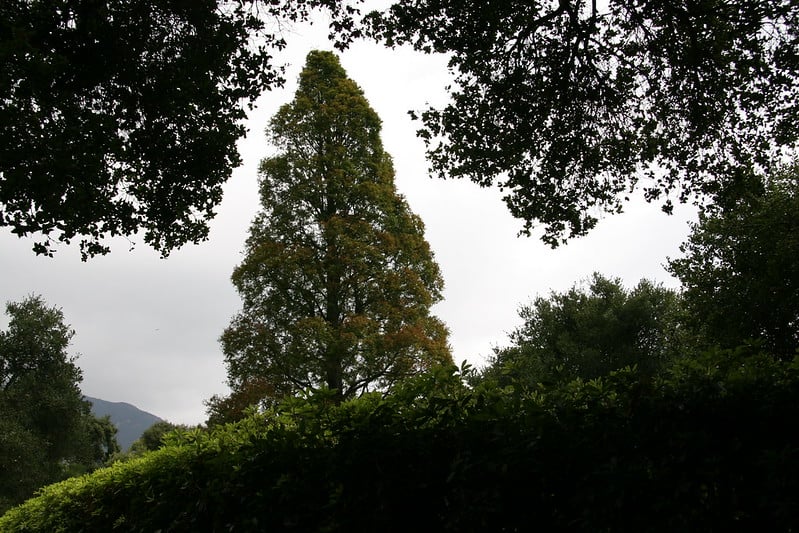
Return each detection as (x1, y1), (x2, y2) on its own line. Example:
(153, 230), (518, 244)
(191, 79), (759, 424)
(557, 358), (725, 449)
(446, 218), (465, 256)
(220, 51), (451, 406)
(366, 1), (799, 246)
(668, 164), (799, 356)
(0, 0), (359, 258)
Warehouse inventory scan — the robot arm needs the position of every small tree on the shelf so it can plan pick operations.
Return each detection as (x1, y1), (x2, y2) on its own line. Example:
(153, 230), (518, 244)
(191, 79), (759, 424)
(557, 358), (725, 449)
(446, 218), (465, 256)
(220, 51), (451, 407)
(128, 421), (188, 455)
(0, 296), (119, 512)
(482, 274), (684, 386)
(668, 165), (799, 356)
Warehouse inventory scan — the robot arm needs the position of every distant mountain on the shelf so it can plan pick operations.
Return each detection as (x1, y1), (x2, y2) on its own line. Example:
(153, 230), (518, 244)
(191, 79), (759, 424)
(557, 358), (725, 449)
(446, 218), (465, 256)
(85, 396), (163, 451)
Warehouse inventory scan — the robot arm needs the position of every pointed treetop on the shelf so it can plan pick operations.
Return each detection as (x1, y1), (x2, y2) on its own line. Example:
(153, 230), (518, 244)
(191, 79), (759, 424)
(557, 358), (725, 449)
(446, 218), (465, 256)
(218, 50), (450, 411)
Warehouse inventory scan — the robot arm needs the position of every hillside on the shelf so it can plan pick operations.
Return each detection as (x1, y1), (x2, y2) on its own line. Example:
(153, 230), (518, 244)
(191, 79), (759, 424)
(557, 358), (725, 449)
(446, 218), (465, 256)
(85, 396), (163, 450)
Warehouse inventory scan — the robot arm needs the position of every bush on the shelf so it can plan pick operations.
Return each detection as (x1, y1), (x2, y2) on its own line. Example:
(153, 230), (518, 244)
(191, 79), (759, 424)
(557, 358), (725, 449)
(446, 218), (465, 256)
(2, 357), (799, 531)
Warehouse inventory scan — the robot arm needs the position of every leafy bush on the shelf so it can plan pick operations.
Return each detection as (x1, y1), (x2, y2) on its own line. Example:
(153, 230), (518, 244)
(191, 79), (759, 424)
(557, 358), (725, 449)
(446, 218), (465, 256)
(2, 356), (799, 531)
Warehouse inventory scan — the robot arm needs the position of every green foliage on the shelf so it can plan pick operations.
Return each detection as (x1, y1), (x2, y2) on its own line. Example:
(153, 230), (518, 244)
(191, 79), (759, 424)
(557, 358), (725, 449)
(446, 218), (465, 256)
(220, 50), (451, 411)
(3, 353), (799, 531)
(482, 273), (685, 387)
(668, 163), (799, 356)
(205, 377), (281, 426)
(366, 1), (799, 245)
(128, 421), (190, 455)
(0, 0), (355, 257)
(78, 415), (120, 470)
(0, 296), (119, 513)
(6, 0), (796, 255)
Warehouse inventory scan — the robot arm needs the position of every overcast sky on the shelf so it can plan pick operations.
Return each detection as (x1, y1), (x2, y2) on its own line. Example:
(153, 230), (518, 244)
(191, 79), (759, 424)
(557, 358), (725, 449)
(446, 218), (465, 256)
(0, 13), (697, 426)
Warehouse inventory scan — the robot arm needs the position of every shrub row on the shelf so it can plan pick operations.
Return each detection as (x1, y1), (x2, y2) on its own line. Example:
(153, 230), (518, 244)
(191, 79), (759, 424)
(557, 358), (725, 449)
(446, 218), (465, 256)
(2, 351), (799, 531)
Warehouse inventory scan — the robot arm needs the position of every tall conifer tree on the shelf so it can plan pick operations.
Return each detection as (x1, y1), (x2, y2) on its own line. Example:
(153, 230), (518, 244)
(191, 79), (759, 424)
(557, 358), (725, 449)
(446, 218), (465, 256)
(220, 51), (451, 406)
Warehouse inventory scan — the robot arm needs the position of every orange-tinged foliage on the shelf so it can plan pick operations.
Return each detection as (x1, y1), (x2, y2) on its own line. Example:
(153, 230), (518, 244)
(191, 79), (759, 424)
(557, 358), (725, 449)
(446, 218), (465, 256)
(215, 51), (451, 417)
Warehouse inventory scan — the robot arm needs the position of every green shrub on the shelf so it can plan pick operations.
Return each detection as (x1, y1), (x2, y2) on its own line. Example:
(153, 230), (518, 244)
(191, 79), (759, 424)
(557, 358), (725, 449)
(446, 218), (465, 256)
(2, 356), (799, 531)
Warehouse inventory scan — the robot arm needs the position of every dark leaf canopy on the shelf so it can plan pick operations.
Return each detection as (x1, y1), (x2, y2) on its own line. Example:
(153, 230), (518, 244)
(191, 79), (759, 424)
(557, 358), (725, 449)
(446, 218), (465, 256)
(368, 0), (799, 245)
(0, 0), (354, 258)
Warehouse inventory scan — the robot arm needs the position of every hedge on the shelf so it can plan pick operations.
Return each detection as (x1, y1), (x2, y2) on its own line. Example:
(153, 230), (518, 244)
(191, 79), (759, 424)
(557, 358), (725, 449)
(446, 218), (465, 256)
(2, 351), (799, 532)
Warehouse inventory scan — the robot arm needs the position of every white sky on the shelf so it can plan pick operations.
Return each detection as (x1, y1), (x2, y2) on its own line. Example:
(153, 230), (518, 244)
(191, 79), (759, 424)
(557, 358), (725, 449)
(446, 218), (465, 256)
(0, 14), (696, 425)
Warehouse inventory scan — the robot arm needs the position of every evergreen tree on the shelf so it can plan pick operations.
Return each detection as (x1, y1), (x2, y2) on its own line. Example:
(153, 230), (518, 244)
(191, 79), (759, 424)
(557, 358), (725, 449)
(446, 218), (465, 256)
(0, 296), (119, 512)
(220, 51), (451, 407)
(481, 274), (684, 386)
(668, 164), (799, 356)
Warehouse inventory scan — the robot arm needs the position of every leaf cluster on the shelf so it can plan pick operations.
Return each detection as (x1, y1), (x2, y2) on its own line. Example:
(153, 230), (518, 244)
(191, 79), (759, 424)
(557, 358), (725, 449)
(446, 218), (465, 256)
(0, 1), (358, 257)
(366, 0), (799, 245)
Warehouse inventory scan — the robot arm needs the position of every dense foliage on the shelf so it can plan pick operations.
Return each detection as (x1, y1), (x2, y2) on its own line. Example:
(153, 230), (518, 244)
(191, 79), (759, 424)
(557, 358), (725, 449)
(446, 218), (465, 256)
(668, 164), (799, 356)
(481, 274), (685, 386)
(127, 421), (190, 455)
(0, 296), (119, 513)
(5, 1), (798, 254)
(0, 0), (356, 257)
(205, 376), (279, 426)
(219, 51), (451, 410)
(367, 0), (799, 245)
(3, 354), (799, 531)
(4, 2), (799, 529)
